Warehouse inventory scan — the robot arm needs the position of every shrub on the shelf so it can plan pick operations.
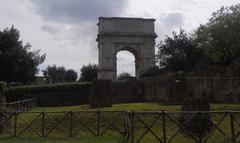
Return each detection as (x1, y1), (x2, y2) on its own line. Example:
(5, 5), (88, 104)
(0, 81), (7, 94)
(180, 91), (212, 135)
(5, 82), (91, 106)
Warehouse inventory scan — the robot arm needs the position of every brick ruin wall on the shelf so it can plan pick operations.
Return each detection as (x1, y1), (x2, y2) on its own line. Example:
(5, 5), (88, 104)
(186, 77), (240, 103)
(92, 76), (240, 105)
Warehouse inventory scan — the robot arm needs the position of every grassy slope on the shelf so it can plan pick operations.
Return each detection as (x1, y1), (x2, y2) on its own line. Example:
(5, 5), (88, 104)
(2, 103), (240, 143)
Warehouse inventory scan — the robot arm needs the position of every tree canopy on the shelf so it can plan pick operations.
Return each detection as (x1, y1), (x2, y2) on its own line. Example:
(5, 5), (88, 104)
(157, 29), (200, 72)
(140, 66), (163, 78)
(156, 4), (240, 75)
(194, 4), (240, 66)
(117, 72), (134, 80)
(79, 63), (97, 82)
(43, 65), (78, 83)
(65, 69), (78, 82)
(0, 26), (45, 83)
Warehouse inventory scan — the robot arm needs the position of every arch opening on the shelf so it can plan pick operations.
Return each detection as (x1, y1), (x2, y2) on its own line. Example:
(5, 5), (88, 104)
(116, 50), (136, 79)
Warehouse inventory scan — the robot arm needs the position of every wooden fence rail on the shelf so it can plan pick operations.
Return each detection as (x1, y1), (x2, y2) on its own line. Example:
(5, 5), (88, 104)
(5, 98), (37, 112)
(0, 110), (240, 143)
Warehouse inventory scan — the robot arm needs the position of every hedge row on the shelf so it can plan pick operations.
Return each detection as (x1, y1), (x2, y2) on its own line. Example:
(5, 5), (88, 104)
(5, 82), (92, 107)
(0, 81), (7, 93)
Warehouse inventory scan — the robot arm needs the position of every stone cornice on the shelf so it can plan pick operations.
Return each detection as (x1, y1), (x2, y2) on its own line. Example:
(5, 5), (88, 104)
(97, 33), (157, 41)
(98, 17), (155, 21)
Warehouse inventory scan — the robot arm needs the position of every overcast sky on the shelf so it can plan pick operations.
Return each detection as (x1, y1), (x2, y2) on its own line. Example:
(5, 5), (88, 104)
(0, 0), (239, 77)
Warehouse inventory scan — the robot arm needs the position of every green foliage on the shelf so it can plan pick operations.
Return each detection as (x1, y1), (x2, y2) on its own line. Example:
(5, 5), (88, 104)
(157, 4), (240, 74)
(140, 66), (163, 78)
(117, 72), (134, 80)
(80, 63), (97, 82)
(42, 65), (65, 83)
(157, 29), (200, 72)
(43, 65), (78, 83)
(5, 82), (91, 106)
(0, 81), (7, 93)
(194, 4), (240, 66)
(6, 82), (89, 93)
(65, 69), (78, 82)
(0, 26), (46, 83)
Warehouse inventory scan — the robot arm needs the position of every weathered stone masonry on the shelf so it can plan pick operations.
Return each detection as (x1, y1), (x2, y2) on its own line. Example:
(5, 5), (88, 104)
(97, 17), (157, 80)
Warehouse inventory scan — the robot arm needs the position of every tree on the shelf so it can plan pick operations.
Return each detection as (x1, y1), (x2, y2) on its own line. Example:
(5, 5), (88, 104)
(157, 29), (200, 72)
(43, 65), (78, 83)
(56, 66), (66, 83)
(43, 65), (59, 83)
(0, 81), (7, 95)
(0, 26), (45, 83)
(194, 4), (240, 66)
(65, 69), (78, 82)
(79, 64), (97, 82)
(140, 66), (163, 78)
(117, 72), (134, 80)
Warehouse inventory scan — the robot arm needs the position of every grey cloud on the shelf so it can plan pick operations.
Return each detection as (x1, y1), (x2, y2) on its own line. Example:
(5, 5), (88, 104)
(33, 0), (127, 24)
(41, 25), (59, 35)
(33, 0), (127, 58)
(155, 12), (184, 40)
(163, 12), (184, 29)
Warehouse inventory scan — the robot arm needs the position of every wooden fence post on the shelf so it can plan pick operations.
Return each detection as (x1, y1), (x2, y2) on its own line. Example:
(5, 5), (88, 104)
(97, 110), (100, 136)
(130, 111), (135, 143)
(69, 111), (73, 137)
(14, 112), (17, 137)
(162, 111), (167, 143)
(230, 111), (236, 142)
(41, 111), (45, 137)
(198, 111), (203, 143)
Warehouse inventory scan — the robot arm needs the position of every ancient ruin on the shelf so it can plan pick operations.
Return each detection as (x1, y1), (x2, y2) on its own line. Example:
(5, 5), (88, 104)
(97, 17), (157, 80)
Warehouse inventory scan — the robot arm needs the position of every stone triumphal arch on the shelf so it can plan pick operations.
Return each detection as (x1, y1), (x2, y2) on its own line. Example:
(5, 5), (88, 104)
(97, 17), (157, 80)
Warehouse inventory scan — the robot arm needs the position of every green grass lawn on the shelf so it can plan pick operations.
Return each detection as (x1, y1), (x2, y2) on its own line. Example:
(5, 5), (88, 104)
(1, 102), (240, 143)
(0, 137), (119, 143)
(28, 102), (240, 112)
(30, 102), (181, 112)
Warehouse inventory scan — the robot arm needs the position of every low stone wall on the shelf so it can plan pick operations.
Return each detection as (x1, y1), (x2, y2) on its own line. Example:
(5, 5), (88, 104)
(90, 80), (142, 107)
(90, 80), (112, 108)
(186, 77), (240, 103)
(140, 77), (186, 104)
(112, 80), (146, 103)
(4, 76), (240, 108)
(141, 78), (171, 102)
(90, 77), (187, 106)
(140, 76), (240, 104)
